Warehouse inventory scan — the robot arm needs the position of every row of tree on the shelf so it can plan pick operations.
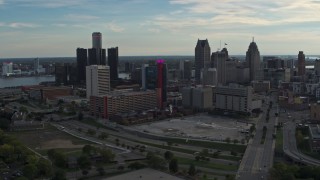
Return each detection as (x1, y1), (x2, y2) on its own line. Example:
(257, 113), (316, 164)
(270, 162), (320, 180)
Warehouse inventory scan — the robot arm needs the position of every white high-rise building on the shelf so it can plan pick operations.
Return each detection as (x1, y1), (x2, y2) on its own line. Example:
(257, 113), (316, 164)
(2, 62), (13, 76)
(86, 65), (110, 99)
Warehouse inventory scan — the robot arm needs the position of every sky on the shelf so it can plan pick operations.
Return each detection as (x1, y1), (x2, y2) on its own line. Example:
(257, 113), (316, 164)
(1, 0), (320, 58)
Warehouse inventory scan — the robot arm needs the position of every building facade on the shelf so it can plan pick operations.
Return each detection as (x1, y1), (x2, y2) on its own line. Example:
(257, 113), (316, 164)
(246, 39), (261, 81)
(297, 51), (306, 77)
(108, 47), (119, 81)
(215, 85), (259, 113)
(211, 48), (227, 85)
(195, 39), (211, 83)
(2, 62), (13, 76)
(86, 65), (110, 99)
(76, 48), (88, 84)
(90, 90), (157, 118)
(310, 103), (320, 121)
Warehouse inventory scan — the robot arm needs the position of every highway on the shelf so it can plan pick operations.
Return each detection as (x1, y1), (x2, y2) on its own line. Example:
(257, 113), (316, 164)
(237, 97), (277, 180)
(53, 120), (237, 174)
(283, 121), (320, 166)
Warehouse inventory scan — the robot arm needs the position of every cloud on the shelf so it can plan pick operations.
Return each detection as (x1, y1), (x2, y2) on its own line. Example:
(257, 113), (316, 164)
(0, 22), (39, 28)
(9, 0), (88, 8)
(106, 22), (124, 32)
(64, 14), (100, 21)
(0, 0), (4, 5)
(147, 0), (320, 33)
(52, 23), (67, 27)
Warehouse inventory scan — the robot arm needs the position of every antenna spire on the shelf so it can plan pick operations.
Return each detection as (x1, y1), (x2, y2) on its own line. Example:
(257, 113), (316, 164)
(252, 37), (254, 42)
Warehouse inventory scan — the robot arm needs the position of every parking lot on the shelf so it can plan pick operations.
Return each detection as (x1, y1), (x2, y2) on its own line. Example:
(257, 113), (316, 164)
(133, 115), (252, 141)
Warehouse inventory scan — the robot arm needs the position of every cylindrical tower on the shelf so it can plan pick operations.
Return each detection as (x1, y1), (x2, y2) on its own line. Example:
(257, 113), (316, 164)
(92, 32), (102, 49)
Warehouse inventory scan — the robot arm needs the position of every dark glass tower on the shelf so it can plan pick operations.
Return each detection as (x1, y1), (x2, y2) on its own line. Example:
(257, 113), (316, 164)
(142, 60), (167, 109)
(246, 38), (261, 81)
(108, 47), (119, 81)
(76, 48), (87, 84)
(195, 39), (211, 83)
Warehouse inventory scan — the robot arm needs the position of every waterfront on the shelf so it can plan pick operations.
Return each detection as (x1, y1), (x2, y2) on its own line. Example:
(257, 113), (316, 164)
(0, 76), (55, 88)
(0, 73), (129, 88)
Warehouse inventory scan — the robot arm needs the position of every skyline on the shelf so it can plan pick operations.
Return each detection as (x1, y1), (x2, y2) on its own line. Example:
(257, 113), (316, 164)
(1, 0), (320, 58)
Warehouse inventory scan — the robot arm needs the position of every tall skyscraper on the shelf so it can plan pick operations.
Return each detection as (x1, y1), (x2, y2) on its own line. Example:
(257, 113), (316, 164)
(88, 48), (106, 65)
(195, 39), (211, 83)
(108, 47), (119, 81)
(297, 51), (306, 76)
(86, 65), (110, 99)
(34, 58), (39, 74)
(211, 48), (228, 85)
(76, 48), (88, 84)
(92, 32), (102, 49)
(142, 60), (167, 109)
(88, 32), (106, 65)
(183, 60), (192, 80)
(246, 38), (261, 81)
(55, 63), (78, 85)
(2, 62), (13, 76)
(157, 60), (167, 109)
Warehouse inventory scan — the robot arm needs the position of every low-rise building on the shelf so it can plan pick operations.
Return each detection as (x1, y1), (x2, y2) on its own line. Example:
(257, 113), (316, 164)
(215, 84), (261, 113)
(28, 86), (72, 101)
(252, 80), (270, 93)
(181, 86), (213, 110)
(90, 90), (157, 119)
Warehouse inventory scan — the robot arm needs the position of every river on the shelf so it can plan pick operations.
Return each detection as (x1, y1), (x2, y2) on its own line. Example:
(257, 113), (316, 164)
(0, 76), (55, 88)
(0, 73), (130, 88)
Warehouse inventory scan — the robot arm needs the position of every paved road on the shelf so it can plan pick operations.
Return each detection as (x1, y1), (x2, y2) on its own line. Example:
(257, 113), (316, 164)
(283, 121), (320, 166)
(237, 97), (277, 180)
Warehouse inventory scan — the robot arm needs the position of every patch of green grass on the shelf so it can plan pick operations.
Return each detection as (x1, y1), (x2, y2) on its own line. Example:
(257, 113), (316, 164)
(218, 155), (242, 161)
(163, 138), (246, 153)
(176, 157), (238, 171)
(275, 129), (283, 153)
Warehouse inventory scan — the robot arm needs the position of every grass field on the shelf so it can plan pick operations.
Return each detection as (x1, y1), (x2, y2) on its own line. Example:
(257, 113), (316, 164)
(176, 156), (238, 171)
(9, 123), (93, 155)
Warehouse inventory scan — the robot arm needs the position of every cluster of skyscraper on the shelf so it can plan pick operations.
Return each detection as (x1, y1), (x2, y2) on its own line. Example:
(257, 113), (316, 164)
(77, 32), (119, 84)
(194, 38), (261, 86)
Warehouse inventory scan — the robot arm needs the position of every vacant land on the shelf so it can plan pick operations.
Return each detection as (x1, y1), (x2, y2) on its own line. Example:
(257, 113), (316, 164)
(9, 124), (92, 154)
(134, 115), (251, 141)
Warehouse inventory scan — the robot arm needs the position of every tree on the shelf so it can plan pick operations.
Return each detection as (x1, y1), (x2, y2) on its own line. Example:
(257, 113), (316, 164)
(0, 144), (14, 162)
(98, 132), (109, 140)
(128, 162), (146, 170)
(164, 151), (174, 161)
(82, 145), (94, 155)
(26, 154), (39, 165)
(52, 169), (66, 180)
(23, 164), (38, 180)
(37, 158), (53, 178)
(47, 149), (57, 160)
(51, 151), (67, 168)
(201, 149), (209, 156)
(97, 166), (105, 176)
(225, 174), (236, 180)
(169, 158), (178, 173)
(99, 148), (115, 162)
(233, 139), (239, 144)
(77, 155), (91, 170)
(87, 129), (96, 136)
(188, 164), (196, 176)
(225, 137), (231, 143)
(147, 154), (167, 170)
(78, 111), (83, 120)
(195, 156), (200, 161)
